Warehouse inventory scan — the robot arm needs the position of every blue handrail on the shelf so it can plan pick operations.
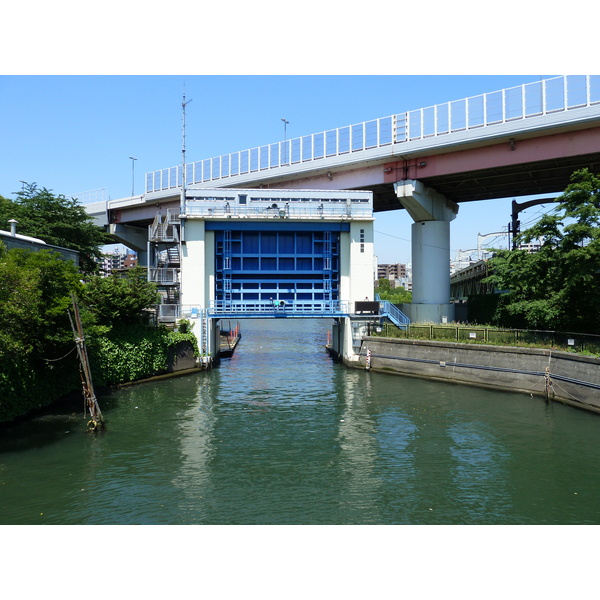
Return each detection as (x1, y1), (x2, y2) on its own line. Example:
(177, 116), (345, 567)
(379, 300), (410, 329)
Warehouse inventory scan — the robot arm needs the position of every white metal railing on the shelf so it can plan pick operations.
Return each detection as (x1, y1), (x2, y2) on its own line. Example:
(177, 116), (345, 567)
(149, 268), (179, 285)
(208, 300), (351, 315)
(146, 75), (600, 193)
(156, 304), (203, 320)
(70, 188), (108, 205)
(182, 203), (372, 220)
(149, 209), (181, 241)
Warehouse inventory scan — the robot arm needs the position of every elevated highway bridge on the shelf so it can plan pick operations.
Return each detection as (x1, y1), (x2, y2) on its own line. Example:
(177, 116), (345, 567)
(86, 75), (600, 323)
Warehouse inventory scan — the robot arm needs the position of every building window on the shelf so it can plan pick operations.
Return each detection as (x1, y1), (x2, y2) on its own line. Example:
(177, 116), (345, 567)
(360, 229), (365, 253)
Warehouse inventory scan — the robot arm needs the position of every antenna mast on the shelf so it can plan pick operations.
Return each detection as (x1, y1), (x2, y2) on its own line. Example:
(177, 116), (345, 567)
(181, 89), (192, 212)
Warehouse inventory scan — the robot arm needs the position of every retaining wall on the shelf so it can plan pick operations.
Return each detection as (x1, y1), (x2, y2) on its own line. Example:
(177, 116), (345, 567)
(358, 337), (600, 414)
(166, 341), (197, 372)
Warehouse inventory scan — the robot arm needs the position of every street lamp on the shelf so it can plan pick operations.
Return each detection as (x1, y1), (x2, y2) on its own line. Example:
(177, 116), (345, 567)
(129, 156), (137, 197)
(281, 119), (289, 164)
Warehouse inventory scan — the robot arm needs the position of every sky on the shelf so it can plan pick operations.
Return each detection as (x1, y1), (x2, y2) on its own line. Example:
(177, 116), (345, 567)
(0, 74), (566, 264)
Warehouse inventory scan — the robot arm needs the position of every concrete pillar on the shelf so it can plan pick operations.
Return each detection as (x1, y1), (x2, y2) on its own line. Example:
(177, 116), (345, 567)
(108, 223), (149, 266)
(394, 180), (458, 323)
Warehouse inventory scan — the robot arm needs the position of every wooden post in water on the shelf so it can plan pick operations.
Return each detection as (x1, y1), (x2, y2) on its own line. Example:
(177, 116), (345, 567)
(68, 294), (105, 432)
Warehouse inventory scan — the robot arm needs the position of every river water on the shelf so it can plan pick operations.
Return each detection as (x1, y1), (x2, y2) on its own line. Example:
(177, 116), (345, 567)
(1, 318), (600, 526)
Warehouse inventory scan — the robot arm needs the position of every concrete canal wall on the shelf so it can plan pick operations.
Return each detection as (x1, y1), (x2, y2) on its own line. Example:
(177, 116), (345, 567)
(357, 337), (600, 414)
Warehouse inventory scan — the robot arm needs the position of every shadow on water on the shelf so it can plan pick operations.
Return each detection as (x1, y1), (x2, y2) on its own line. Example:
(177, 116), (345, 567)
(0, 411), (86, 453)
(0, 391), (122, 453)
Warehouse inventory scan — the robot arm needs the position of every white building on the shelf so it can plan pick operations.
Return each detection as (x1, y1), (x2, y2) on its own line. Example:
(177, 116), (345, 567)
(148, 188), (376, 364)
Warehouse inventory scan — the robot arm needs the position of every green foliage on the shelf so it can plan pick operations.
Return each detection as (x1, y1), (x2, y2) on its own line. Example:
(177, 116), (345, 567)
(177, 319), (192, 334)
(484, 169), (600, 334)
(81, 266), (159, 328)
(88, 325), (199, 386)
(0, 183), (111, 273)
(375, 277), (412, 304)
(0, 242), (189, 423)
(464, 294), (501, 325)
(0, 246), (84, 422)
(0, 247), (83, 356)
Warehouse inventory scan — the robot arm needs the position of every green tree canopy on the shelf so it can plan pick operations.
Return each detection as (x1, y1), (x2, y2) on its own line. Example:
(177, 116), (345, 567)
(81, 266), (159, 328)
(484, 168), (600, 334)
(375, 277), (412, 304)
(0, 182), (111, 273)
(0, 243), (83, 358)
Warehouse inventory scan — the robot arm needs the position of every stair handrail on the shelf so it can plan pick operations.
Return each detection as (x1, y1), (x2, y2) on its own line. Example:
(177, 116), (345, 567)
(149, 211), (164, 240)
(379, 300), (410, 328)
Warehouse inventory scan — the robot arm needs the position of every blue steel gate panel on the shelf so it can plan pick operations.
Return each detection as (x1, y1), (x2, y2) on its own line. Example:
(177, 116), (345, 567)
(214, 228), (340, 310)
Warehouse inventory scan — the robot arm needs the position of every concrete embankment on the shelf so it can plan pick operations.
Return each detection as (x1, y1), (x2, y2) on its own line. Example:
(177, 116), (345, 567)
(356, 337), (600, 414)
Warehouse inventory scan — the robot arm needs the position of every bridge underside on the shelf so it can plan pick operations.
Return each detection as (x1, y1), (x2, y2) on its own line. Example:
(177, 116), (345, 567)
(108, 131), (600, 228)
(370, 150), (600, 212)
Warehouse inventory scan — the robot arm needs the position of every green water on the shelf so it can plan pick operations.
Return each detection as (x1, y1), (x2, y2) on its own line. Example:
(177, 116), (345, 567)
(2, 318), (600, 525)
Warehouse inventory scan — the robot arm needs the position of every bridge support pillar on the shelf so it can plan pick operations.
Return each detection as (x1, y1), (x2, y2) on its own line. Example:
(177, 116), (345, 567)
(108, 223), (149, 266)
(394, 180), (458, 323)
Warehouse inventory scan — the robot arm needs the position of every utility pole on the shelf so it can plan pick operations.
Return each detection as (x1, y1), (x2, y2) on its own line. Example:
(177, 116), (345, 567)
(281, 118), (289, 163)
(68, 294), (105, 432)
(129, 156), (137, 197)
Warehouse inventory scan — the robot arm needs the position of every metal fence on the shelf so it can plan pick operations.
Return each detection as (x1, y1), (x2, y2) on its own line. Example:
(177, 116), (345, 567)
(69, 188), (108, 205)
(208, 300), (352, 316)
(182, 203), (372, 220)
(146, 75), (600, 193)
(376, 323), (600, 355)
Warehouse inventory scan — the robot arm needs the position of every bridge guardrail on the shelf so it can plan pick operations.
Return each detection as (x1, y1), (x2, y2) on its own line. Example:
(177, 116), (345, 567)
(208, 300), (351, 315)
(182, 204), (372, 220)
(147, 75), (600, 193)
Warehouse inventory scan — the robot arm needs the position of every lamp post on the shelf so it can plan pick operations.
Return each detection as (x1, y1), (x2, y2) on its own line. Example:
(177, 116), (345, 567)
(281, 118), (289, 164)
(129, 156), (137, 197)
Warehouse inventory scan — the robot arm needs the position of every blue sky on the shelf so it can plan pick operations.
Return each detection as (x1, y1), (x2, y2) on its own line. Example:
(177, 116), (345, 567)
(0, 74), (565, 264)
(1, 4), (589, 265)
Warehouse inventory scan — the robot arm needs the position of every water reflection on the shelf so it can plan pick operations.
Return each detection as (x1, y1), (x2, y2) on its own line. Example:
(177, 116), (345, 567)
(447, 419), (512, 523)
(336, 368), (384, 523)
(2, 319), (600, 524)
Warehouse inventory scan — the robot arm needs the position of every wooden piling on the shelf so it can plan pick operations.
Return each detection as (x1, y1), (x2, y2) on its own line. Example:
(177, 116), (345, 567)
(68, 294), (105, 432)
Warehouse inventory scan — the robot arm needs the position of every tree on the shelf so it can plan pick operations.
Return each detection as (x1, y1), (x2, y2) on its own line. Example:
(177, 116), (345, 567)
(0, 244), (83, 357)
(0, 182), (112, 273)
(484, 168), (600, 333)
(375, 277), (412, 304)
(82, 266), (160, 328)
(0, 243), (86, 421)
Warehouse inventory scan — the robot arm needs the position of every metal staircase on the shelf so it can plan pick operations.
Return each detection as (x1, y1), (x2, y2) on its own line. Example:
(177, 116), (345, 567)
(378, 299), (410, 329)
(148, 210), (181, 322)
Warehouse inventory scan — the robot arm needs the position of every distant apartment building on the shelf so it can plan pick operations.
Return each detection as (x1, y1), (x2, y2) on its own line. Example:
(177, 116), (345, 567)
(123, 252), (138, 269)
(378, 262), (407, 281)
(98, 248), (138, 276)
(518, 241), (542, 253)
(377, 262), (411, 290)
